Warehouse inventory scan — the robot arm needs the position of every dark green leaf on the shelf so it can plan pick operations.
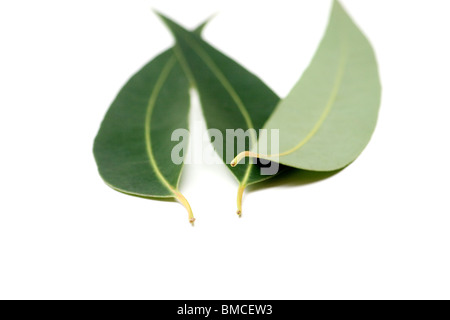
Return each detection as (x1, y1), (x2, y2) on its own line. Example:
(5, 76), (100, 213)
(156, 13), (284, 215)
(93, 24), (210, 224)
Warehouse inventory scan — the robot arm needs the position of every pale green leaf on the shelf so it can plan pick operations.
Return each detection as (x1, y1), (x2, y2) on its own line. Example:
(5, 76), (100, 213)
(232, 0), (382, 171)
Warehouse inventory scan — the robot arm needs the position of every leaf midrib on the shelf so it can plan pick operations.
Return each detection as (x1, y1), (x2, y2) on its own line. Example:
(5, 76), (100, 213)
(275, 43), (349, 158)
(175, 31), (257, 185)
(181, 34), (256, 139)
(144, 55), (178, 194)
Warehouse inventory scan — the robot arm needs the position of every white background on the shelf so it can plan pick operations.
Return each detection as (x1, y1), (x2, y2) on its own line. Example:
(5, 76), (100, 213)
(1, 0), (449, 300)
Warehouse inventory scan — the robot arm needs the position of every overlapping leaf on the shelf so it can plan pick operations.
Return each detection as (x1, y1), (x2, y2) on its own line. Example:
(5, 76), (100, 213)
(232, 0), (382, 172)
(157, 14), (286, 215)
(94, 0), (382, 224)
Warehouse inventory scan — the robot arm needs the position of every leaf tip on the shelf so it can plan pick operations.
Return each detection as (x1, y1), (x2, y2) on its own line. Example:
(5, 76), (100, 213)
(205, 12), (219, 24)
(152, 9), (171, 25)
(151, 8), (163, 17)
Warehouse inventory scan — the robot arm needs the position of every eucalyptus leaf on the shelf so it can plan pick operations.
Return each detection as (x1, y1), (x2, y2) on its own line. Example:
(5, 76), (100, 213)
(156, 13), (285, 215)
(93, 24), (209, 224)
(232, 0), (382, 171)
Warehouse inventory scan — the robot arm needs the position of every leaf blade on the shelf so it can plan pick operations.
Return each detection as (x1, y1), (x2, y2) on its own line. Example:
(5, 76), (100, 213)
(156, 14), (286, 214)
(93, 36), (198, 221)
(236, 0), (381, 171)
(94, 52), (189, 195)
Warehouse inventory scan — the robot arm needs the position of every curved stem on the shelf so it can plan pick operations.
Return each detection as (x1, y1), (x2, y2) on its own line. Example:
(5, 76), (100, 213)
(174, 191), (195, 225)
(230, 151), (261, 167)
(236, 184), (245, 217)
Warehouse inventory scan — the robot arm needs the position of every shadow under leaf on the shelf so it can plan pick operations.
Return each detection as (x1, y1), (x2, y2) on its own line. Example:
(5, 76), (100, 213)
(248, 167), (343, 192)
(111, 187), (178, 204)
